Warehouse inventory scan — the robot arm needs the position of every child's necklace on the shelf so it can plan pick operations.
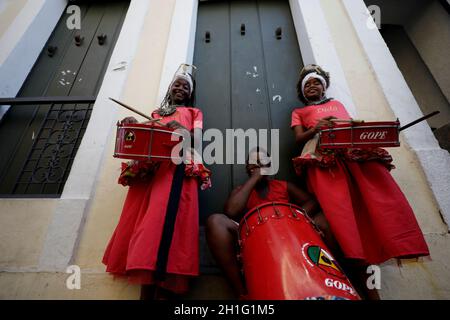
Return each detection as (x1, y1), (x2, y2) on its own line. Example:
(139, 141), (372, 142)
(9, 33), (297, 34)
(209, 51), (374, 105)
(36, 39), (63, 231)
(307, 97), (333, 106)
(157, 104), (179, 116)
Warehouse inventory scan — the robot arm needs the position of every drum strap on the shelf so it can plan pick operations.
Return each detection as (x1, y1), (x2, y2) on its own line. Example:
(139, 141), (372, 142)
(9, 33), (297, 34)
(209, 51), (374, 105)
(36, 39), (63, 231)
(155, 163), (185, 281)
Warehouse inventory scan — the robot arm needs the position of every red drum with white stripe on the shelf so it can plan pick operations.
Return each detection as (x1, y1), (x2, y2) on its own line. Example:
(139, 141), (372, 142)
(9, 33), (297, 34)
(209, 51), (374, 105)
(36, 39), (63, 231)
(114, 123), (183, 161)
(319, 121), (400, 149)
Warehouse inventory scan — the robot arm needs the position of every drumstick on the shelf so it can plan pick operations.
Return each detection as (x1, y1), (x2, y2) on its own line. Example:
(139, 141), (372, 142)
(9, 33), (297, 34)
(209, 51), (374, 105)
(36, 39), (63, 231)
(109, 97), (166, 126)
(399, 111), (440, 131)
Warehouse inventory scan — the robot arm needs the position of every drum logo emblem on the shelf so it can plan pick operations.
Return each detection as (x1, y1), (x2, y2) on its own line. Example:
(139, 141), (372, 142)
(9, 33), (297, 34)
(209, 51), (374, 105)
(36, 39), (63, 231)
(125, 131), (136, 143)
(302, 243), (345, 279)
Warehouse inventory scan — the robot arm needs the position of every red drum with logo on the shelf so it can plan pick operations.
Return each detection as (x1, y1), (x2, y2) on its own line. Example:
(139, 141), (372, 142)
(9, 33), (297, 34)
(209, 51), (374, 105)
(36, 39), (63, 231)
(239, 202), (360, 300)
(113, 123), (184, 161)
(318, 121), (400, 149)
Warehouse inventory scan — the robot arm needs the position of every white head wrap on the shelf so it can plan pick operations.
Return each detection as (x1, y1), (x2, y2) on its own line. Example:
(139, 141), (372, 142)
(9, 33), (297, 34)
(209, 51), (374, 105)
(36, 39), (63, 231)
(301, 72), (327, 98)
(170, 74), (193, 97)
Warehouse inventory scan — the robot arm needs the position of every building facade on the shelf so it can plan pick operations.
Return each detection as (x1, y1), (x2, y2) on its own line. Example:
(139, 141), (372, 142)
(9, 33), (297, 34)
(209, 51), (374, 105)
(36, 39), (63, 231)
(0, 0), (449, 299)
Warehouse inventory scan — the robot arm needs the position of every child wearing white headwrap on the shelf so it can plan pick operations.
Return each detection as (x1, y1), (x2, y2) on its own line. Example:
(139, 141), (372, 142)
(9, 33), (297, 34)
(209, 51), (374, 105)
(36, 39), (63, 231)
(157, 64), (196, 117)
(300, 72), (328, 102)
(103, 63), (210, 300)
(290, 64), (429, 300)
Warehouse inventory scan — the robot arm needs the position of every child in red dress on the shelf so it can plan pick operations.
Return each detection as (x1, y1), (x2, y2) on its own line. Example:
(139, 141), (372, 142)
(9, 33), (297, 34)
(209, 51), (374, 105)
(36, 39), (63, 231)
(103, 64), (211, 299)
(291, 64), (430, 299)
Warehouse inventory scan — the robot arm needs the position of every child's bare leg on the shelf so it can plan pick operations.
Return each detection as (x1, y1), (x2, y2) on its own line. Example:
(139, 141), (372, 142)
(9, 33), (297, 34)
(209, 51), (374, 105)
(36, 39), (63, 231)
(206, 214), (246, 297)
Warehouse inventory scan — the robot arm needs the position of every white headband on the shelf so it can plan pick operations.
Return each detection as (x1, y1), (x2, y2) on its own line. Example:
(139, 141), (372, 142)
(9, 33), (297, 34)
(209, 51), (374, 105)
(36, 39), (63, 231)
(171, 74), (193, 96)
(301, 72), (327, 97)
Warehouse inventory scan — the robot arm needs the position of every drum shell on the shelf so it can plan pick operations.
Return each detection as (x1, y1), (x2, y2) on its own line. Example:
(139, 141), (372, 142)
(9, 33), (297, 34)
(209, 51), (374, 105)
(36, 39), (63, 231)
(319, 121), (400, 149)
(239, 202), (360, 300)
(114, 123), (183, 161)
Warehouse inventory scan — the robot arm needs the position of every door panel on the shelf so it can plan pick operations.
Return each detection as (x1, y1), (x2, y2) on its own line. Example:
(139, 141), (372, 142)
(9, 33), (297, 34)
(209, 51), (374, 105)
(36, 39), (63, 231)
(230, 1), (272, 188)
(195, 1), (233, 221)
(258, 1), (303, 180)
(194, 0), (303, 222)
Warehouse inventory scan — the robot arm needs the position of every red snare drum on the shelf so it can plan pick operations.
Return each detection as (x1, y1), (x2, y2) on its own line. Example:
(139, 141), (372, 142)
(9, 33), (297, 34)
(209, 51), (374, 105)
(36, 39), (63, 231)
(239, 202), (360, 300)
(319, 121), (400, 149)
(113, 123), (184, 161)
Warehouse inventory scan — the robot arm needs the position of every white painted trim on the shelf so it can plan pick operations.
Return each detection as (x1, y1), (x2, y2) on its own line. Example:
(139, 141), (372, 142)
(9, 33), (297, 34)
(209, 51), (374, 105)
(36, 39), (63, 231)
(289, 0), (357, 117)
(38, 0), (152, 271)
(0, 0), (50, 66)
(341, 0), (450, 228)
(0, 0), (66, 119)
(157, 0), (198, 105)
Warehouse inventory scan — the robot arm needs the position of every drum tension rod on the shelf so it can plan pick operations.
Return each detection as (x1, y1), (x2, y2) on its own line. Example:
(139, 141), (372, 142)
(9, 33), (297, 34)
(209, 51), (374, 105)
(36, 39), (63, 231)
(244, 218), (250, 235)
(288, 204), (297, 218)
(272, 203), (282, 218)
(257, 207), (263, 224)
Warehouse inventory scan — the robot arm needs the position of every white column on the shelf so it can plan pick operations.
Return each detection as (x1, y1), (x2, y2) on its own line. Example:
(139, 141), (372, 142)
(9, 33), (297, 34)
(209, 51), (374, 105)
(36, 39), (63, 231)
(38, 0), (152, 270)
(289, 0), (357, 117)
(341, 0), (450, 228)
(0, 0), (66, 120)
(157, 0), (198, 105)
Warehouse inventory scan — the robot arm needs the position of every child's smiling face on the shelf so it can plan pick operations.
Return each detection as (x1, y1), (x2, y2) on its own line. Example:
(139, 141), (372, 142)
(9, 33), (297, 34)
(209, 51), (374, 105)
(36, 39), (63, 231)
(169, 78), (191, 105)
(303, 77), (324, 101)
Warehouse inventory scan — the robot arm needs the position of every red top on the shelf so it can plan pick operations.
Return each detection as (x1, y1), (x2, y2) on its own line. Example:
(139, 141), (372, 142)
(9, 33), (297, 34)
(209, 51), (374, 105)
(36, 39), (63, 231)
(151, 107), (203, 131)
(246, 179), (289, 211)
(291, 100), (350, 129)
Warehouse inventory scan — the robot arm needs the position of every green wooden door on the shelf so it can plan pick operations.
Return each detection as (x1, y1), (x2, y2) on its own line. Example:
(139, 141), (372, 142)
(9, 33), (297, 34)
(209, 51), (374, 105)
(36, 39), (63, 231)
(194, 0), (304, 222)
(0, 1), (129, 196)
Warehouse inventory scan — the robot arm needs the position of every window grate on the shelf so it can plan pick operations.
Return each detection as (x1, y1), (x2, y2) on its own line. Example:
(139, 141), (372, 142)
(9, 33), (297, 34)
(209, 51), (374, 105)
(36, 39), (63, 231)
(0, 97), (95, 196)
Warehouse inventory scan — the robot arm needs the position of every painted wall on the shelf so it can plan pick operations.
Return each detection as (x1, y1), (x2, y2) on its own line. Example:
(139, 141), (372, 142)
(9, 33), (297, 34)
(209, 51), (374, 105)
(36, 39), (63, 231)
(405, 1), (450, 120)
(0, 0), (51, 67)
(0, 0), (66, 121)
(382, 26), (450, 130)
(321, 0), (450, 299)
(0, 0), (38, 120)
(362, 0), (450, 128)
(0, 0), (449, 300)
(405, 1), (450, 103)
(0, 200), (56, 268)
(0, 0), (28, 40)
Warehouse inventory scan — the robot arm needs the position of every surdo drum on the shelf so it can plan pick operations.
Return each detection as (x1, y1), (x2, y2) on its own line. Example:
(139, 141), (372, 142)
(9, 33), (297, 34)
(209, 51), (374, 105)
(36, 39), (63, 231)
(114, 123), (184, 161)
(318, 121), (400, 149)
(238, 202), (360, 300)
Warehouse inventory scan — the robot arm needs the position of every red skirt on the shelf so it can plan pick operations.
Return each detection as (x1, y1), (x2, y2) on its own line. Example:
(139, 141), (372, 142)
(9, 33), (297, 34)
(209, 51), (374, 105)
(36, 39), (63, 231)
(102, 162), (199, 294)
(306, 159), (429, 265)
